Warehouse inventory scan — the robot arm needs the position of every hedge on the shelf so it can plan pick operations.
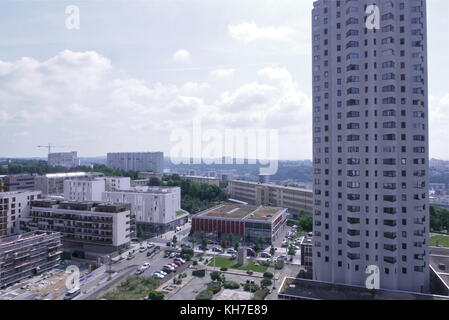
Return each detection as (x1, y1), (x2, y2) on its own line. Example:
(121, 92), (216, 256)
(196, 289), (213, 300)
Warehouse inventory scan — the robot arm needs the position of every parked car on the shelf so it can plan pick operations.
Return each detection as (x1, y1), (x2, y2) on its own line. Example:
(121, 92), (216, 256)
(158, 270), (168, 276)
(127, 254), (135, 260)
(212, 247), (223, 253)
(227, 248), (237, 254)
(168, 262), (179, 269)
(141, 262), (151, 270)
(153, 272), (164, 279)
(246, 247), (256, 257)
(174, 257), (186, 264)
(147, 243), (155, 248)
(281, 241), (289, 247)
(173, 261), (182, 267)
(147, 250), (153, 257)
(260, 252), (272, 258)
(139, 246), (147, 253)
(63, 287), (81, 300)
(169, 252), (177, 258)
(162, 265), (174, 273)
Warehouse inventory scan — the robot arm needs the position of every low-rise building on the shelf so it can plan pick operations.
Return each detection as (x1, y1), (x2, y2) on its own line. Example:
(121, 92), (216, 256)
(102, 186), (187, 237)
(182, 175), (219, 186)
(0, 231), (62, 288)
(228, 180), (313, 217)
(277, 277), (448, 300)
(24, 200), (131, 261)
(48, 151), (80, 168)
(0, 191), (41, 236)
(102, 177), (131, 191)
(35, 172), (104, 196)
(191, 204), (287, 244)
(0, 174), (36, 192)
(430, 247), (449, 296)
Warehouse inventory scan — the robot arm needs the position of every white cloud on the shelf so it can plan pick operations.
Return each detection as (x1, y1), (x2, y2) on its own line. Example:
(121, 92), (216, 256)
(172, 49), (191, 62)
(228, 22), (296, 43)
(0, 50), (313, 159)
(211, 68), (235, 78)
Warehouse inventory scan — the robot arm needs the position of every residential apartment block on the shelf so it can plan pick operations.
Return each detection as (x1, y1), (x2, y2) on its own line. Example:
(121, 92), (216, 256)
(182, 175), (219, 186)
(0, 191), (41, 236)
(35, 172), (104, 196)
(107, 152), (164, 173)
(25, 200), (131, 260)
(0, 231), (62, 288)
(228, 180), (313, 217)
(64, 179), (105, 202)
(0, 174), (36, 192)
(312, 0), (429, 292)
(48, 151), (80, 168)
(102, 186), (186, 237)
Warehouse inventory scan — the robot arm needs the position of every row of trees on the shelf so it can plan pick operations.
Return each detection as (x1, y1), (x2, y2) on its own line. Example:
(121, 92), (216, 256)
(0, 160), (139, 179)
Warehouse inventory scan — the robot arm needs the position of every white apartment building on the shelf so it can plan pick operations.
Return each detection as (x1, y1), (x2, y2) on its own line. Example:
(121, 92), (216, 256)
(228, 180), (313, 217)
(0, 191), (41, 236)
(102, 176), (131, 191)
(312, 0), (429, 293)
(48, 151), (80, 168)
(107, 152), (164, 173)
(64, 179), (105, 202)
(35, 172), (104, 196)
(26, 200), (131, 260)
(102, 186), (187, 237)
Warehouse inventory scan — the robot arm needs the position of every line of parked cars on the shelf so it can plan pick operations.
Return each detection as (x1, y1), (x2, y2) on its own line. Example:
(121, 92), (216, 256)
(152, 257), (186, 279)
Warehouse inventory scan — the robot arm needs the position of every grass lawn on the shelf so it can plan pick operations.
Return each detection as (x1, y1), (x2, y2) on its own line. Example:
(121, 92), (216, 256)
(176, 210), (187, 217)
(100, 276), (161, 300)
(208, 257), (270, 273)
(430, 234), (449, 247)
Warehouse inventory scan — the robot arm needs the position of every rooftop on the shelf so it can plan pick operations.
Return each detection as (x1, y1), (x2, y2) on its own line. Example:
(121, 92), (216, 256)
(31, 199), (131, 213)
(184, 175), (218, 180)
(230, 179), (312, 192)
(278, 277), (448, 300)
(198, 204), (284, 221)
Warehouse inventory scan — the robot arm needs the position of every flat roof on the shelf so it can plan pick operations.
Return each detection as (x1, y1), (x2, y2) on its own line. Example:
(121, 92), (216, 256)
(278, 277), (448, 300)
(197, 204), (284, 221)
(230, 179), (312, 192)
(184, 175), (218, 180)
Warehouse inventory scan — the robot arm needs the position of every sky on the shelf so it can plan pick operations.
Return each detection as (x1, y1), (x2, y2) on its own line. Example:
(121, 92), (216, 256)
(0, 0), (448, 160)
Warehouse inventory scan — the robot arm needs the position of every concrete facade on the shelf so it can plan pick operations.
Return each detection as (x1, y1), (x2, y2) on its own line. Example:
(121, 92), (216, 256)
(106, 152), (164, 173)
(48, 151), (80, 168)
(312, 0), (429, 293)
(0, 191), (41, 236)
(228, 180), (313, 217)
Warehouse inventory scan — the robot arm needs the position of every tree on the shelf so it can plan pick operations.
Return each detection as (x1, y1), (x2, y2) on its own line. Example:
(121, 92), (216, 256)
(210, 271), (222, 282)
(201, 238), (208, 251)
(269, 246), (276, 256)
(234, 241), (239, 251)
(172, 235), (178, 247)
(148, 177), (161, 186)
(298, 215), (313, 232)
(148, 290), (165, 300)
(288, 245), (297, 257)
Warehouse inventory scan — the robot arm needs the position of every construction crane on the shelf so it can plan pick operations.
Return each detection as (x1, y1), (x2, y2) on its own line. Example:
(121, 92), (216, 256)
(37, 144), (77, 154)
